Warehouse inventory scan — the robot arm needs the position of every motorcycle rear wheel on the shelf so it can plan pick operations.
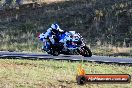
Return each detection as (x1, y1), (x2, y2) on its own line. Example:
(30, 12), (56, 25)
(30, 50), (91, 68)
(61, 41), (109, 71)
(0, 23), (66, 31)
(50, 48), (60, 56)
(50, 44), (60, 56)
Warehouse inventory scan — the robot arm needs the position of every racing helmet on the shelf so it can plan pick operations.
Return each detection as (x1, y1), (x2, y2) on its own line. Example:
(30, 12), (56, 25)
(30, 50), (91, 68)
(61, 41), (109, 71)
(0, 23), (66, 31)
(51, 23), (60, 30)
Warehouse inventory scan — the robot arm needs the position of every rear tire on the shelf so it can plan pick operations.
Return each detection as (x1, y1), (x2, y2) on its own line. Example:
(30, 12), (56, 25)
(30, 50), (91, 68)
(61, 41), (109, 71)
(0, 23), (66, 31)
(50, 45), (60, 56)
(63, 49), (70, 55)
(52, 50), (59, 56)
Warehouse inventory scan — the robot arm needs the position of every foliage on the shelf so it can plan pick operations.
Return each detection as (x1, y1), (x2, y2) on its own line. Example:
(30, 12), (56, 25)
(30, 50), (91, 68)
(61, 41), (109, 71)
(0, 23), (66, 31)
(0, 59), (132, 88)
(0, 0), (131, 54)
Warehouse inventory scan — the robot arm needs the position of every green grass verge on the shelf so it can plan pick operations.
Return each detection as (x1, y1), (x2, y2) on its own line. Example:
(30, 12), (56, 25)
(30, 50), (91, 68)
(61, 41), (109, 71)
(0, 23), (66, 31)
(0, 59), (132, 88)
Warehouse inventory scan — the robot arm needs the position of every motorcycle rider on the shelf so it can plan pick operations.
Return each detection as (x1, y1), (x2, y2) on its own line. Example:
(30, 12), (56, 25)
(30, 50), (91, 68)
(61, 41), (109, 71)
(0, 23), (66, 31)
(39, 24), (82, 51)
(42, 23), (65, 50)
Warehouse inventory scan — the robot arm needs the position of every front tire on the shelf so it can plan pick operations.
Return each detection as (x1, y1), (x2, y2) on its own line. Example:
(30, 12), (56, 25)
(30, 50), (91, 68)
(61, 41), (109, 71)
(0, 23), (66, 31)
(78, 46), (92, 57)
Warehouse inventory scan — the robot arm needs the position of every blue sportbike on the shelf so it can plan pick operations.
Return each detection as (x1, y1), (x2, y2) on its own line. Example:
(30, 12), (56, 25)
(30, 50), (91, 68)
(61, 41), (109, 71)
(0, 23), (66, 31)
(38, 31), (92, 57)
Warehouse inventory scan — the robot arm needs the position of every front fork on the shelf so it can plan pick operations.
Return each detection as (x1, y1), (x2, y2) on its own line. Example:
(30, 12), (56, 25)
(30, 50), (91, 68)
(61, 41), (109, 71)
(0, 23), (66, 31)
(77, 45), (85, 55)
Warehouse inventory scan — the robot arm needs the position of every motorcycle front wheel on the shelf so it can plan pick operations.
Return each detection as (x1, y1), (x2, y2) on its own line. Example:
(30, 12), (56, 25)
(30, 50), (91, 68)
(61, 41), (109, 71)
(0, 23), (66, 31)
(78, 46), (92, 57)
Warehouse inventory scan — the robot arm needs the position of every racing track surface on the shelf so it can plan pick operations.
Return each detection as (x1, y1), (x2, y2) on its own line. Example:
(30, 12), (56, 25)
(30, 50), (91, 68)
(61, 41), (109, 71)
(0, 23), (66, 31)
(0, 51), (132, 65)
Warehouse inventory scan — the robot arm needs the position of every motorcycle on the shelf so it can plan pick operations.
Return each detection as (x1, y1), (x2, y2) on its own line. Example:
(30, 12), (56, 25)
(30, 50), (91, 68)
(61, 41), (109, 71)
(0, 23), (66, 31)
(38, 31), (92, 57)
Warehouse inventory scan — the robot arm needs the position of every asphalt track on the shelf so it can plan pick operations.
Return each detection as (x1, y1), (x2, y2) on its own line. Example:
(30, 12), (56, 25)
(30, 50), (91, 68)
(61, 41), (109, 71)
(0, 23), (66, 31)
(0, 51), (132, 65)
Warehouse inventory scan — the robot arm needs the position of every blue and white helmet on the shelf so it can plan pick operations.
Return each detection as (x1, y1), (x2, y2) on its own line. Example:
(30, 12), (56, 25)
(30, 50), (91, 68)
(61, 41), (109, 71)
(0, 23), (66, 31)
(51, 23), (64, 32)
(51, 24), (59, 30)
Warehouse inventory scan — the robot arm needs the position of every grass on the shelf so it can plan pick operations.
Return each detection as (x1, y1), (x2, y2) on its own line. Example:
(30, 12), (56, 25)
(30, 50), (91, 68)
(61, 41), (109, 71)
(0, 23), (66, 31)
(22, 0), (67, 4)
(91, 45), (132, 57)
(0, 59), (132, 88)
(0, 0), (132, 57)
(0, 31), (131, 57)
(0, 0), (132, 50)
